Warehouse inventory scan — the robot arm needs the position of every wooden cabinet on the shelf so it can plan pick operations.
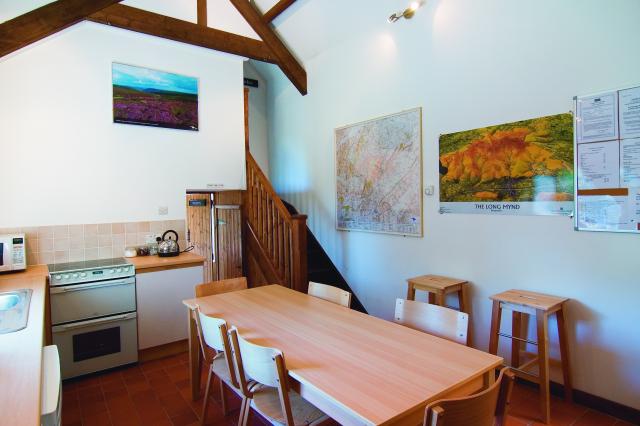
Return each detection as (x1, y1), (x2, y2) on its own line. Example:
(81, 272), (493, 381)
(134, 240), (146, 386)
(186, 191), (243, 282)
(136, 265), (203, 349)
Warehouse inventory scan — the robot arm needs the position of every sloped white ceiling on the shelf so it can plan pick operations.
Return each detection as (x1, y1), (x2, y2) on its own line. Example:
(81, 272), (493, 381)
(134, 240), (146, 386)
(0, 0), (413, 62)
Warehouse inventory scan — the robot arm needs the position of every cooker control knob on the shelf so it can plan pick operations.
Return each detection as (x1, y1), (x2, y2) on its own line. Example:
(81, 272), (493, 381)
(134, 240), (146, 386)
(72, 273), (78, 278)
(109, 269), (115, 273)
(116, 268), (122, 273)
(55, 275), (61, 281)
(63, 274), (69, 279)
(80, 272), (87, 277)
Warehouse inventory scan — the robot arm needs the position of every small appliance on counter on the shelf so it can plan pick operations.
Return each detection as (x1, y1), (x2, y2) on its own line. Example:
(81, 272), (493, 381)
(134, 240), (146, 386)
(158, 230), (180, 257)
(0, 233), (26, 272)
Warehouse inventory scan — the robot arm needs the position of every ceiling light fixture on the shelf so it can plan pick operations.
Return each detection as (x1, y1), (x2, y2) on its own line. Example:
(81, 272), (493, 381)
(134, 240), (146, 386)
(388, 1), (422, 23)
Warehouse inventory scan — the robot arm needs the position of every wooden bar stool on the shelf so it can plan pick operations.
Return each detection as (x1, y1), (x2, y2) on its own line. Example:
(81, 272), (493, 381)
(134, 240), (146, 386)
(488, 289), (572, 424)
(405, 274), (470, 313)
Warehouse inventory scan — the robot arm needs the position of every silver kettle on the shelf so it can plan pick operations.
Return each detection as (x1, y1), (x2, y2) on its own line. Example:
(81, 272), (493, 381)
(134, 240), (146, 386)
(158, 230), (180, 257)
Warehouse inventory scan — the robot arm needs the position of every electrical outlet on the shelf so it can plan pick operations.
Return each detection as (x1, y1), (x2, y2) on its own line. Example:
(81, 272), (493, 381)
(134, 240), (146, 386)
(158, 206), (169, 215)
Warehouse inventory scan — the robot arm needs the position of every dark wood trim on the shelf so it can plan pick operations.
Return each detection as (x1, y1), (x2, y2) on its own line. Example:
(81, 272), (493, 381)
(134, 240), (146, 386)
(0, 0), (123, 58)
(517, 378), (640, 424)
(88, 4), (277, 63)
(245, 222), (285, 286)
(197, 0), (207, 26)
(229, 0), (307, 95)
(263, 0), (297, 23)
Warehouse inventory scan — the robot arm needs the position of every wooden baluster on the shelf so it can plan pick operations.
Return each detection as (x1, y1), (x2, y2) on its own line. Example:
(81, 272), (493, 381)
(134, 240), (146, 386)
(290, 215), (307, 293)
(283, 222), (290, 286)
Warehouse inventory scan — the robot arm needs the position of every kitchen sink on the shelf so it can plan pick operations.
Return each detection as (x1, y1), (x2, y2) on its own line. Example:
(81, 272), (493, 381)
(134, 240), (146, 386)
(0, 289), (32, 334)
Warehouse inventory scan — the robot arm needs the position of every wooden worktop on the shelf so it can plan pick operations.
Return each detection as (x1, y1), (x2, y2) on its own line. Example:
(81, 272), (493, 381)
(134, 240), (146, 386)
(127, 252), (205, 273)
(0, 265), (49, 426)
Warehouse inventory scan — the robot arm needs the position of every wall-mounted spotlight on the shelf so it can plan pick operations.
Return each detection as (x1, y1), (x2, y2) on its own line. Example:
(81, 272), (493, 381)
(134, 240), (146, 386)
(388, 1), (422, 23)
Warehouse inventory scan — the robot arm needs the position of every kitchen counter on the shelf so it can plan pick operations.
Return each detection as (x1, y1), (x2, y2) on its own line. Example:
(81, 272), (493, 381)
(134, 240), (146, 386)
(126, 252), (205, 274)
(0, 265), (49, 426)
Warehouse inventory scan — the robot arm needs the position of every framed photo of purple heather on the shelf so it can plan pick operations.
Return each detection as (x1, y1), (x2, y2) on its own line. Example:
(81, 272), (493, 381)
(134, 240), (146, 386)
(112, 63), (199, 131)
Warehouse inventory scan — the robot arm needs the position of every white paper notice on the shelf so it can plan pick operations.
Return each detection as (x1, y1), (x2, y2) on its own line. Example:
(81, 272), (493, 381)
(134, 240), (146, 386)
(620, 86), (640, 139)
(577, 196), (630, 230)
(621, 138), (640, 187)
(578, 141), (620, 189)
(577, 92), (619, 143)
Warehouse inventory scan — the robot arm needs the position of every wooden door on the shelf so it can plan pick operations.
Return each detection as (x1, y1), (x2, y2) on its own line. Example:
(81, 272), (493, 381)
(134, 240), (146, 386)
(186, 193), (215, 282)
(215, 191), (243, 279)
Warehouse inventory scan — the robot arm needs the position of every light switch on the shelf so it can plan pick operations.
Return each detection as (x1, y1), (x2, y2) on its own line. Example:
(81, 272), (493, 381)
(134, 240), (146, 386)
(158, 206), (169, 215)
(424, 185), (435, 196)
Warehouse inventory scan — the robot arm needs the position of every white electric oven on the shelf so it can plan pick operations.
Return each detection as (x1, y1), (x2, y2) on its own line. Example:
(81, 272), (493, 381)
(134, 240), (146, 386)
(49, 258), (138, 379)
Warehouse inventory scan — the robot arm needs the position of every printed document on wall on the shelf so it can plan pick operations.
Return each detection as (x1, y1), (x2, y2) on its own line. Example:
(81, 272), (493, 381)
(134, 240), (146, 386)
(620, 87), (640, 139)
(576, 92), (618, 143)
(577, 141), (620, 189)
(621, 138), (640, 187)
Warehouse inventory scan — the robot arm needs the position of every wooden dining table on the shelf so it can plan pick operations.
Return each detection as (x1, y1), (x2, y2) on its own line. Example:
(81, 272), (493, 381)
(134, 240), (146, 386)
(183, 285), (503, 426)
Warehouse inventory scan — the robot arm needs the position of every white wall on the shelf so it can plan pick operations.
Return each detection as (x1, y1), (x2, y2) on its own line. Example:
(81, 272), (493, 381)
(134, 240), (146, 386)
(244, 61), (270, 174)
(0, 22), (246, 227)
(265, 0), (640, 409)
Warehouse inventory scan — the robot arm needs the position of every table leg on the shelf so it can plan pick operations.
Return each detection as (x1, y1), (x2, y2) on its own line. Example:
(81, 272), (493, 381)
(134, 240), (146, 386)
(556, 307), (573, 402)
(188, 309), (202, 400)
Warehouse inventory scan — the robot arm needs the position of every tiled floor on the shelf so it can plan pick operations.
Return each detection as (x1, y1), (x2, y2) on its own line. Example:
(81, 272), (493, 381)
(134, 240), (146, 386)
(62, 352), (633, 426)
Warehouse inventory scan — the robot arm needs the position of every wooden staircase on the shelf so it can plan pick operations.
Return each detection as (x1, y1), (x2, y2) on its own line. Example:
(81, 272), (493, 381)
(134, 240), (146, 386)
(243, 153), (367, 313)
(243, 153), (308, 293)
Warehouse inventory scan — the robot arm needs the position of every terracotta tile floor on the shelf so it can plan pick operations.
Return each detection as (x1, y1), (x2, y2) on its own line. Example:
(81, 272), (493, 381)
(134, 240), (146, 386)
(62, 352), (633, 426)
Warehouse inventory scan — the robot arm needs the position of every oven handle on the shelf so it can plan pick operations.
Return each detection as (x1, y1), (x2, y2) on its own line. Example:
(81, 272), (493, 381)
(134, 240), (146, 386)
(50, 277), (135, 294)
(51, 312), (137, 332)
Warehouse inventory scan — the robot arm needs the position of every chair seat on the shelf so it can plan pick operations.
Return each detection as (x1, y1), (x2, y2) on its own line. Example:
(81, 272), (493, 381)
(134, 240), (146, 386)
(250, 384), (328, 426)
(211, 354), (242, 396)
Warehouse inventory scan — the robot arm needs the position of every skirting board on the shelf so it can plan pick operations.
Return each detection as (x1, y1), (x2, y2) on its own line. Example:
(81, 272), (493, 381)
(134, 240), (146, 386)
(517, 378), (640, 424)
(138, 339), (188, 363)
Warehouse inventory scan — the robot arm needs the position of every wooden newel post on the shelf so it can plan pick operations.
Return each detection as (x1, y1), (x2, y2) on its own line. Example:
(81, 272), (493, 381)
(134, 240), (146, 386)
(290, 214), (308, 293)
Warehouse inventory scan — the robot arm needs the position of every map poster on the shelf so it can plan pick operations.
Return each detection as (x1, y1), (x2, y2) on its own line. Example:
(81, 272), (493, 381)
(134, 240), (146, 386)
(335, 108), (422, 236)
(439, 113), (574, 216)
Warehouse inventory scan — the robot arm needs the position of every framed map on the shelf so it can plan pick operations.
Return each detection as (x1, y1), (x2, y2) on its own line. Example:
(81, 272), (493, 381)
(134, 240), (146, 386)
(439, 113), (574, 215)
(335, 108), (422, 236)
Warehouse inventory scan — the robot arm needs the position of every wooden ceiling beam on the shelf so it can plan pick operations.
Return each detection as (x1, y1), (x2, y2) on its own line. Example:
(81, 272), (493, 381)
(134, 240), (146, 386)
(263, 0), (297, 23)
(88, 4), (277, 64)
(0, 0), (123, 58)
(229, 0), (306, 95)
(197, 0), (207, 26)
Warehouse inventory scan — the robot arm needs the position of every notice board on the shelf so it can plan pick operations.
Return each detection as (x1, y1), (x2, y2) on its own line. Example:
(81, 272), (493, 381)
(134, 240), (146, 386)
(574, 85), (640, 233)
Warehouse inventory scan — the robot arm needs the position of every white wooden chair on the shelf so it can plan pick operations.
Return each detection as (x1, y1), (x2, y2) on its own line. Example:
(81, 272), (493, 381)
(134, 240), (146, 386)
(228, 326), (330, 426)
(308, 281), (351, 308)
(424, 367), (515, 426)
(195, 309), (247, 425)
(394, 299), (469, 345)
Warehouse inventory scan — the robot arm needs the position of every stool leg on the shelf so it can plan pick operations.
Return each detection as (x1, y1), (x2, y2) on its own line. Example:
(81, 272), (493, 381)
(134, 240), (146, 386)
(459, 287), (473, 347)
(556, 307), (573, 402)
(435, 291), (445, 306)
(488, 300), (502, 355)
(407, 283), (416, 301)
(428, 292), (436, 304)
(511, 311), (522, 368)
(536, 310), (550, 424)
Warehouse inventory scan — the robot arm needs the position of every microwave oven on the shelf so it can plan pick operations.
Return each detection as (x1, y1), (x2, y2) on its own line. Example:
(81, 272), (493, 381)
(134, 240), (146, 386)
(0, 233), (27, 272)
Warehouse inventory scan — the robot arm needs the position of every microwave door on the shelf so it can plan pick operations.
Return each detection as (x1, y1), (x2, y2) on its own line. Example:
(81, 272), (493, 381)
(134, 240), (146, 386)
(0, 242), (4, 266)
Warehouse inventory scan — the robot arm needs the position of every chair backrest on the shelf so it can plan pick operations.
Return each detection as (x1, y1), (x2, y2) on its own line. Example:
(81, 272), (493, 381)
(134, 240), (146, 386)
(394, 299), (469, 345)
(308, 281), (351, 308)
(228, 327), (295, 425)
(424, 367), (515, 426)
(195, 308), (239, 388)
(195, 277), (248, 298)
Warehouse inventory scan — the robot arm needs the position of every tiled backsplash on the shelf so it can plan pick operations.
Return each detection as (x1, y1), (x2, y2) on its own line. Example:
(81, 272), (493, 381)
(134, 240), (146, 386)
(0, 220), (186, 265)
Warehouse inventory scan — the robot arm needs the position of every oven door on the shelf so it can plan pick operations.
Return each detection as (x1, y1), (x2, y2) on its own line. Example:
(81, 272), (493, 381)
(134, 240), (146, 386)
(52, 312), (138, 379)
(50, 277), (136, 325)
